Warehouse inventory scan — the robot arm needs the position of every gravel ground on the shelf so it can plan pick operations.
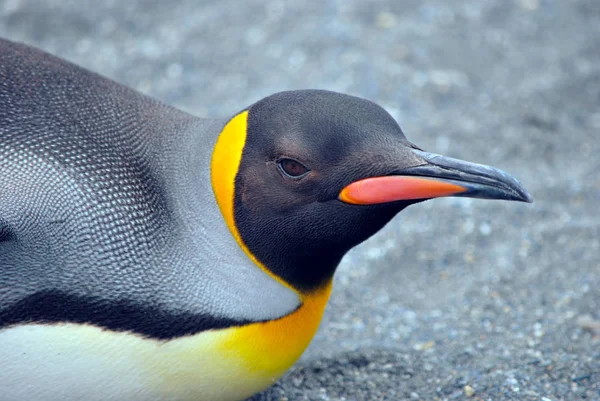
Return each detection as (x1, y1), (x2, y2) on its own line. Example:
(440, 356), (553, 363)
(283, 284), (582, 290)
(1, 1), (599, 400)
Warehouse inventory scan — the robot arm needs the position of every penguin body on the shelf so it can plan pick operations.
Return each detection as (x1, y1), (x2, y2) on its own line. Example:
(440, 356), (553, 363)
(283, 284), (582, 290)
(0, 39), (308, 401)
(0, 38), (531, 401)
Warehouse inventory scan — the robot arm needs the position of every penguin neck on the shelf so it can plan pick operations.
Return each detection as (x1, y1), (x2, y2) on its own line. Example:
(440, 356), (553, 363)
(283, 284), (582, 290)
(160, 117), (301, 322)
(208, 111), (402, 295)
(208, 112), (341, 296)
(208, 112), (302, 295)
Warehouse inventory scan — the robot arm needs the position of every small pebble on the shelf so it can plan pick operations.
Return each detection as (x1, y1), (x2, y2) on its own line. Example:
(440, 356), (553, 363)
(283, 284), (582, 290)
(464, 385), (475, 397)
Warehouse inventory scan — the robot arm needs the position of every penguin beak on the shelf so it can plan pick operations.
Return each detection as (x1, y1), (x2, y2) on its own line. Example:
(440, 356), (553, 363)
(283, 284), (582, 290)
(339, 149), (533, 205)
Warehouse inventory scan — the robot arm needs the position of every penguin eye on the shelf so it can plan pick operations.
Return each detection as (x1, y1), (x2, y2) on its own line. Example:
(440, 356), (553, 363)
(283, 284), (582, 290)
(278, 158), (310, 178)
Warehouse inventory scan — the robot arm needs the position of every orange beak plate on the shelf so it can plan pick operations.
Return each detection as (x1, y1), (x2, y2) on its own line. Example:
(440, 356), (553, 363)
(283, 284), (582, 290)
(339, 176), (468, 205)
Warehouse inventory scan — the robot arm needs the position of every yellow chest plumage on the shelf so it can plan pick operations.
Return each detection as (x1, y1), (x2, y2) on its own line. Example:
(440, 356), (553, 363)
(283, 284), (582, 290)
(153, 280), (332, 400)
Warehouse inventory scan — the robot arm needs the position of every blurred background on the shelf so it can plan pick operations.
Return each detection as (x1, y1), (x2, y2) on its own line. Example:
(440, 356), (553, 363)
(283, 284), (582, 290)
(1, 0), (598, 399)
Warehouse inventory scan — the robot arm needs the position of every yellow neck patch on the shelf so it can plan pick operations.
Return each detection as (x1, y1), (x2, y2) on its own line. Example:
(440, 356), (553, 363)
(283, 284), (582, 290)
(209, 111), (333, 393)
(210, 111), (248, 254)
(210, 110), (297, 294)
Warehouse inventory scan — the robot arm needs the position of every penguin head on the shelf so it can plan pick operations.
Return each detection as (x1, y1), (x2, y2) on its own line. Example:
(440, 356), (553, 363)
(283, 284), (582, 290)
(211, 90), (532, 293)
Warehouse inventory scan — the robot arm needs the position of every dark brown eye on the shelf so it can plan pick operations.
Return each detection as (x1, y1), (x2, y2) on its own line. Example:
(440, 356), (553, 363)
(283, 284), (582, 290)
(278, 158), (310, 178)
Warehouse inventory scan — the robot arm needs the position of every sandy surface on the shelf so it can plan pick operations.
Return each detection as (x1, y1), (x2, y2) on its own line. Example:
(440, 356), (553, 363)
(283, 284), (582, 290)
(1, 0), (598, 400)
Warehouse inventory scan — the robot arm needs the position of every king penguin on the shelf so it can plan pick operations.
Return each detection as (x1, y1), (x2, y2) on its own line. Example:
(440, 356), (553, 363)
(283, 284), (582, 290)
(0, 38), (532, 401)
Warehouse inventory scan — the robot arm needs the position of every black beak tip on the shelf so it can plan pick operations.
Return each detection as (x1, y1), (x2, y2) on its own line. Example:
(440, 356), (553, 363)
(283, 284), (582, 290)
(516, 187), (534, 204)
(408, 149), (533, 204)
(498, 170), (533, 204)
